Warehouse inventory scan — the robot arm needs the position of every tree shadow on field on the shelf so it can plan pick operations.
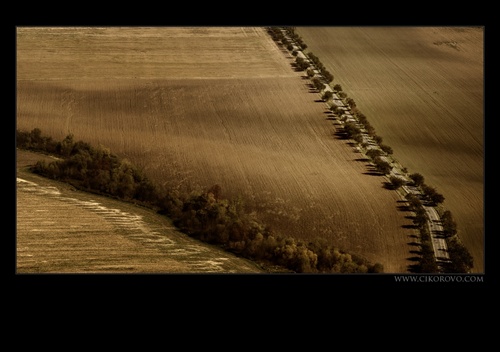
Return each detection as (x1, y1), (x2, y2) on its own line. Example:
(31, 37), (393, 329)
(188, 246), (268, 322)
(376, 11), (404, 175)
(397, 202), (411, 215)
(314, 99), (324, 103)
(402, 224), (418, 229)
(397, 204), (411, 212)
(363, 171), (383, 176)
(362, 162), (383, 176)
(407, 255), (423, 273)
(383, 181), (396, 190)
(292, 65), (306, 73)
(333, 131), (348, 140)
(407, 248), (424, 273)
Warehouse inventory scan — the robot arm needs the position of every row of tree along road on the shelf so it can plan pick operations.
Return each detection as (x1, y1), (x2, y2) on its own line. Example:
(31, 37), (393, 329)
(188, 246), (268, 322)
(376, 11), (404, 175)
(268, 26), (474, 273)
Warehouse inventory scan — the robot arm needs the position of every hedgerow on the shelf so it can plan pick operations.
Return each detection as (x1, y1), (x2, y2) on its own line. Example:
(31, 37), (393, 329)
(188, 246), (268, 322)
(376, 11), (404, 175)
(17, 128), (384, 273)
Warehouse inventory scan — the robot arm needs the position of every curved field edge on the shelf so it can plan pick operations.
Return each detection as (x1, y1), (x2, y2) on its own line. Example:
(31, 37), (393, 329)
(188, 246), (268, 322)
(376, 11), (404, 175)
(17, 27), (417, 273)
(16, 150), (267, 274)
(17, 143), (386, 273)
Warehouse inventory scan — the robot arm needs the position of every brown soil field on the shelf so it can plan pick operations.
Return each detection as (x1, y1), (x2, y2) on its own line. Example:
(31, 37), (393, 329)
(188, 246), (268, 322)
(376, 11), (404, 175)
(17, 27), (417, 273)
(16, 150), (265, 273)
(296, 26), (484, 273)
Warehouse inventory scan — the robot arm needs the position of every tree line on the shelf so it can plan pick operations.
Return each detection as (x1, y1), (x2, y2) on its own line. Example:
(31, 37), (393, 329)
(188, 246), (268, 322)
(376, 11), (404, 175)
(267, 26), (474, 273)
(17, 128), (384, 273)
(405, 189), (473, 273)
(267, 27), (334, 84)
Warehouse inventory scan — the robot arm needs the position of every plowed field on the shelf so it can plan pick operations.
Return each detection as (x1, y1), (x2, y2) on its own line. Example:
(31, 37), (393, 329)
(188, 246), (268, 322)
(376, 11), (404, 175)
(296, 27), (484, 272)
(17, 27), (417, 273)
(16, 150), (264, 273)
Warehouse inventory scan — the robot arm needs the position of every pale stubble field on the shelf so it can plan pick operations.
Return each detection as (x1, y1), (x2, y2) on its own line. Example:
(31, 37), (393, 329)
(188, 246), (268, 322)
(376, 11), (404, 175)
(17, 27), (422, 273)
(17, 150), (264, 273)
(296, 26), (484, 272)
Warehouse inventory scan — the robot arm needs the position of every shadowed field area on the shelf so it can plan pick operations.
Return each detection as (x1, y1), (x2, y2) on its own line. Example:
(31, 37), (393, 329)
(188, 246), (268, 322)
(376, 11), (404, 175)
(17, 27), (422, 273)
(296, 26), (484, 273)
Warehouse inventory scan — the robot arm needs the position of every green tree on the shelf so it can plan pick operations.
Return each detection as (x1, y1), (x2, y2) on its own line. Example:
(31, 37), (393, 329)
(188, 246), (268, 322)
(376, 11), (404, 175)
(346, 97), (356, 108)
(441, 210), (457, 237)
(413, 207), (428, 228)
(353, 134), (363, 144)
(430, 192), (445, 205)
(16, 129), (31, 148)
(389, 175), (405, 189)
(446, 237), (474, 273)
(295, 57), (309, 71)
(380, 144), (393, 155)
(369, 263), (384, 273)
(420, 241), (439, 273)
(409, 173), (425, 187)
(406, 193), (423, 211)
(311, 77), (324, 91)
(294, 243), (318, 273)
(322, 70), (334, 83)
(373, 156), (392, 175)
(30, 127), (42, 143)
(307, 52), (319, 65)
(56, 133), (75, 157)
(421, 184), (445, 205)
(343, 122), (361, 139)
(366, 148), (383, 160)
(322, 90), (333, 101)
(355, 111), (367, 124)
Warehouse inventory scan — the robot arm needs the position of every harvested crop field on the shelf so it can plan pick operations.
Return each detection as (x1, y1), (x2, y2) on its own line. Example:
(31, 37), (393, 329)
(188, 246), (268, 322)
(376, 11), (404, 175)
(296, 26), (484, 272)
(17, 27), (418, 273)
(16, 150), (264, 273)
